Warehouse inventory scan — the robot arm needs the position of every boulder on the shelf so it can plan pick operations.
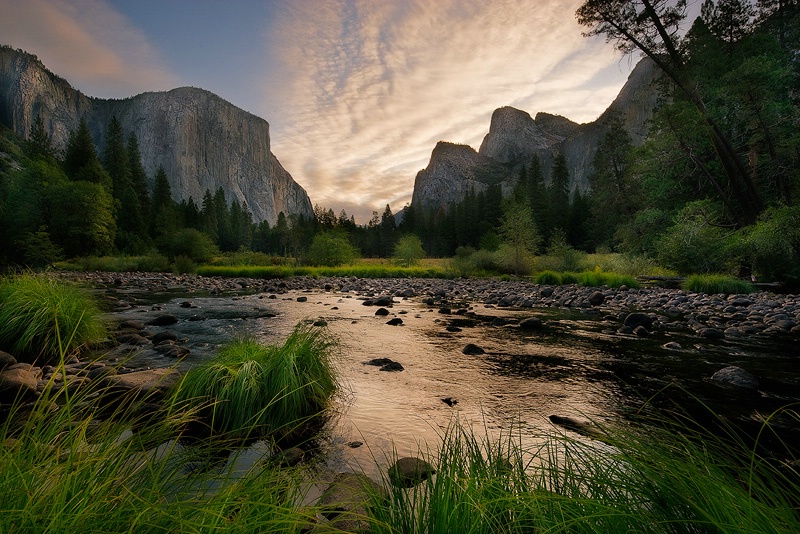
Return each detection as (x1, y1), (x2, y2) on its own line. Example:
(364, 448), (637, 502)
(588, 291), (605, 306)
(519, 317), (542, 330)
(624, 313), (653, 331)
(0, 367), (39, 403)
(388, 457), (436, 488)
(711, 366), (759, 389)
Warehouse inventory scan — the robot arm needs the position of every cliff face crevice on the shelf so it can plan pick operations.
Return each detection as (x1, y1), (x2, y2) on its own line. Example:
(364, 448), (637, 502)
(413, 58), (661, 211)
(0, 47), (312, 224)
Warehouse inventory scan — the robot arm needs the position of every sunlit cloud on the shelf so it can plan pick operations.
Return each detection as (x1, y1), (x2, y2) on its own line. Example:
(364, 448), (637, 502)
(261, 0), (633, 222)
(0, 0), (177, 97)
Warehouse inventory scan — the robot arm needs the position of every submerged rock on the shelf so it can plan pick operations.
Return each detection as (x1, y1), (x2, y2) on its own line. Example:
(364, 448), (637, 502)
(462, 343), (485, 355)
(388, 457), (436, 488)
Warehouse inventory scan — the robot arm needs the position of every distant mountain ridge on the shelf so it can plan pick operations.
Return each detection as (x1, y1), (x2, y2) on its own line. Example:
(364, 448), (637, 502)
(0, 46), (313, 224)
(411, 58), (661, 213)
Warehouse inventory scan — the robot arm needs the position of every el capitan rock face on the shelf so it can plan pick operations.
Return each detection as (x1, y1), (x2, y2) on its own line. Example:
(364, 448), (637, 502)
(0, 46), (312, 224)
(412, 58), (661, 212)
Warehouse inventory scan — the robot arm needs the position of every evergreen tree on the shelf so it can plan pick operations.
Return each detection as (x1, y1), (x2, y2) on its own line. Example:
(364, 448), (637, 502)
(149, 166), (176, 238)
(64, 119), (101, 182)
(127, 133), (150, 220)
(702, 0), (755, 51)
(529, 154), (549, 243)
(547, 152), (571, 238)
(102, 116), (130, 200)
(200, 189), (218, 242)
(26, 114), (53, 161)
(214, 188), (233, 251)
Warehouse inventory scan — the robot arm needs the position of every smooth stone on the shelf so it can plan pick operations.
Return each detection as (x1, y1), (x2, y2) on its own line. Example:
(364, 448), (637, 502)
(462, 343), (486, 355)
(0, 351), (17, 371)
(386, 318), (403, 326)
(588, 291), (605, 306)
(115, 333), (151, 346)
(379, 361), (404, 372)
(388, 457), (436, 488)
(661, 341), (682, 350)
(374, 307), (390, 316)
(318, 472), (382, 521)
(711, 366), (759, 389)
(0, 367), (39, 403)
(624, 313), (653, 331)
(519, 317), (542, 330)
(363, 358), (394, 367)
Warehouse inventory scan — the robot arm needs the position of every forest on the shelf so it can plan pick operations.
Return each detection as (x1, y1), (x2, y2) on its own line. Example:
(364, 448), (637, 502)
(0, 0), (798, 287)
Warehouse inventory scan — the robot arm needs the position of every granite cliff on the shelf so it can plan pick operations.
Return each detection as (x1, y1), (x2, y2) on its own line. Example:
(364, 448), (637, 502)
(0, 46), (313, 224)
(411, 58), (661, 212)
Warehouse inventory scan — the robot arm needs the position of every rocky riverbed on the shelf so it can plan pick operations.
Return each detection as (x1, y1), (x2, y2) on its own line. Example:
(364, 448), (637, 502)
(3, 271), (799, 476)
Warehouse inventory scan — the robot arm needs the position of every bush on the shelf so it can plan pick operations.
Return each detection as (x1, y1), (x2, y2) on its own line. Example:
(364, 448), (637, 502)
(682, 274), (754, 295)
(656, 201), (738, 275)
(157, 228), (219, 263)
(393, 235), (426, 268)
(742, 205), (800, 286)
(535, 270), (562, 285)
(304, 231), (358, 267)
(450, 247), (502, 277)
(0, 274), (106, 362)
(171, 324), (338, 439)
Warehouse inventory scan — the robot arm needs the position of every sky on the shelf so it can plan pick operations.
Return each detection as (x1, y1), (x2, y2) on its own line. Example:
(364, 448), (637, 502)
(0, 0), (656, 223)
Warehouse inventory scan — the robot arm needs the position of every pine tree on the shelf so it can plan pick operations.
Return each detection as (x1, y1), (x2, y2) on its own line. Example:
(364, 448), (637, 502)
(547, 152), (571, 238)
(102, 117), (130, 200)
(26, 114), (52, 160)
(64, 119), (99, 179)
(127, 133), (150, 220)
(149, 166), (176, 238)
(200, 189), (218, 242)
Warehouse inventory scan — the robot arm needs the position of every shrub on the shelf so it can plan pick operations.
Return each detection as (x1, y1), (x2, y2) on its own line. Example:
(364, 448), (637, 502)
(0, 274), (106, 362)
(682, 274), (754, 295)
(304, 231), (358, 267)
(171, 324), (338, 439)
(393, 235), (426, 268)
(742, 205), (800, 286)
(157, 228), (219, 263)
(535, 270), (562, 285)
(656, 201), (739, 275)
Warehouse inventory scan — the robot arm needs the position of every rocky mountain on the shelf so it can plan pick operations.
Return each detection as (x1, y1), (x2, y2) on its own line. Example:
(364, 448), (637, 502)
(0, 46), (313, 224)
(411, 58), (661, 213)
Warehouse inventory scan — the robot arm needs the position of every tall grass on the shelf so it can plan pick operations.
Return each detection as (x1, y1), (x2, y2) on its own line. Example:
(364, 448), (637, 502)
(0, 375), (314, 532)
(195, 263), (452, 279)
(683, 274), (755, 294)
(171, 324), (339, 440)
(534, 269), (640, 289)
(0, 274), (107, 362)
(53, 254), (171, 272)
(368, 412), (800, 533)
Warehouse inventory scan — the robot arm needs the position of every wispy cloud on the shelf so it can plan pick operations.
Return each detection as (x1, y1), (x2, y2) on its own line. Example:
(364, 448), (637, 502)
(0, 0), (177, 98)
(262, 0), (632, 222)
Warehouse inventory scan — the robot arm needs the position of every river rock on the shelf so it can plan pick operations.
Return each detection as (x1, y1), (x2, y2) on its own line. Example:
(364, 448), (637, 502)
(661, 341), (682, 350)
(624, 313), (653, 331)
(386, 318), (403, 326)
(588, 291), (605, 306)
(101, 368), (180, 400)
(374, 308), (390, 316)
(388, 457), (436, 488)
(152, 331), (178, 344)
(0, 367), (39, 403)
(118, 320), (146, 330)
(318, 472), (381, 523)
(115, 333), (151, 346)
(0, 351), (16, 371)
(379, 361), (404, 372)
(154, 345), (190, 359)
(147, 314), (179, 326)
(711, 366), (759, 389)
(519, 317), (542, 330)
(462, 343), (485, 355)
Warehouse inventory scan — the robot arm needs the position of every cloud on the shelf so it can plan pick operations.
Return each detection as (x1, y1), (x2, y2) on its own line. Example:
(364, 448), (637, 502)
(261, 0), (633, 223)
(0, 0), (177, 97)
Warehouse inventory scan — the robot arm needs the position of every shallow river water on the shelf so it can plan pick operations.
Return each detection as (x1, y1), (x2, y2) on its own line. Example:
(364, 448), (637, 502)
(101, 283), (800, 480)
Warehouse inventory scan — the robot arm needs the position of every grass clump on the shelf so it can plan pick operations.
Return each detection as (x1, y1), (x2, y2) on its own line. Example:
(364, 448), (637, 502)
(0, 274), (106, 362)
(682, 274), (755, 294)
(171, 324), (338, 440)
(534, 269), (640, 289)
(535, 270), (562, 285)
(195, 263), (451, 279)
(0, 379), (314, 532)
(368, 412), (800, 533)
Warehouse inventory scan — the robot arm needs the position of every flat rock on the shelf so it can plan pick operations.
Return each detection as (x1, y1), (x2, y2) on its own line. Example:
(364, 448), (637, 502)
(101, 368), (180, 398)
